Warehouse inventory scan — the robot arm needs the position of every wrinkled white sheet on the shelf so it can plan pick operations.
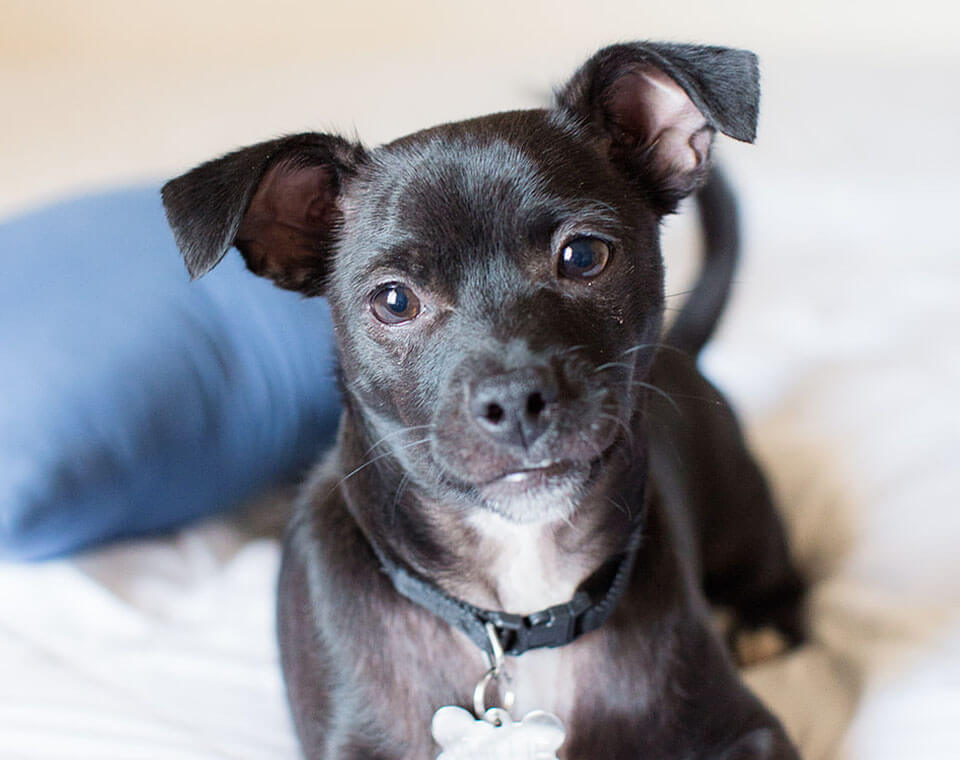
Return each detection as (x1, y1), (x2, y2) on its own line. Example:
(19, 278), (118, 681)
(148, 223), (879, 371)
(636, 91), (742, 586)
(0, 504), (298, 760)
(2, 57), (958, 759)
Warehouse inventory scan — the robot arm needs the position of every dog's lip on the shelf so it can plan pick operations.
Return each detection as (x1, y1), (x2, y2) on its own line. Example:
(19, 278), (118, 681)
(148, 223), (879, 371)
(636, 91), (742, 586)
(484, 460), (574, 486)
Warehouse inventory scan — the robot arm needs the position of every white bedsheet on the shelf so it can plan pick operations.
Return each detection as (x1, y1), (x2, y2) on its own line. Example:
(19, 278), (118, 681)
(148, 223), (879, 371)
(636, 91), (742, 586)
(2, 54), (958, 759)
(0, 508), (297, 760)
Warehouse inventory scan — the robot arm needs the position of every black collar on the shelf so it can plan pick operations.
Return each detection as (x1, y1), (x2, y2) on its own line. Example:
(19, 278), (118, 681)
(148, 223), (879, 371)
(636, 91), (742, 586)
(366, 518), (645, 660)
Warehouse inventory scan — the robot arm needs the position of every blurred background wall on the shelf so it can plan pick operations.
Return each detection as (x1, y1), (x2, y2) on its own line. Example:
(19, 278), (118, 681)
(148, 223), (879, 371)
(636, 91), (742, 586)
(2, 0), (957, 218)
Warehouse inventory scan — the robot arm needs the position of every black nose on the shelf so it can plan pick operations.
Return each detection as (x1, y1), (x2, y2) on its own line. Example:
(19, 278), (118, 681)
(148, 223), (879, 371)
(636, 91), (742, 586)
(469, 366), (559, 449)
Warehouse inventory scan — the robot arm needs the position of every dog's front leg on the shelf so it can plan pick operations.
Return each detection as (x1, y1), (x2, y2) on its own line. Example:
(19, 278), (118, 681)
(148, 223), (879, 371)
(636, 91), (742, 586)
(709, 726), (800, 760)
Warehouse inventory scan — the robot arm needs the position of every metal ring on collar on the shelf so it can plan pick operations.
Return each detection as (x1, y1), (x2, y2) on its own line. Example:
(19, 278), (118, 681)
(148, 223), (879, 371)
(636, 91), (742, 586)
(473, 622), (515, 719)
(473, 666), (515, 721)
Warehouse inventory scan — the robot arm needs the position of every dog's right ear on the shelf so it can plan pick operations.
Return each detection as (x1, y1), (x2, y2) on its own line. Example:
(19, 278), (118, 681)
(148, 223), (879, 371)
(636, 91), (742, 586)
(557, 42), (759, 213)
(162, 133), (365, 295)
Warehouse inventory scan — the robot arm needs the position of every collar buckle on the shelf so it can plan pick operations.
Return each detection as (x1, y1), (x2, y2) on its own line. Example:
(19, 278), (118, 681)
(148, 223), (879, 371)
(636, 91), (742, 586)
(484, 591), (592, 656)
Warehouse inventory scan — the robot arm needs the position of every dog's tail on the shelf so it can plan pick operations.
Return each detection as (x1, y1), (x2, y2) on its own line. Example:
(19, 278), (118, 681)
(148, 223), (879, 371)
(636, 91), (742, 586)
(663, 167), (742, 359)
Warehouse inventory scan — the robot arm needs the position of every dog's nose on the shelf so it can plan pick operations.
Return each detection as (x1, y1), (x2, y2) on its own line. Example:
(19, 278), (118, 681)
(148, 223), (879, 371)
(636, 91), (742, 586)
(469, 367), (559, 449)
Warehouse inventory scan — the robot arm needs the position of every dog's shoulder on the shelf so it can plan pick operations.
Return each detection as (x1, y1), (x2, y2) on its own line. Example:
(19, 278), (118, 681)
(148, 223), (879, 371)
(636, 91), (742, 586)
(284, 455), (378, 589)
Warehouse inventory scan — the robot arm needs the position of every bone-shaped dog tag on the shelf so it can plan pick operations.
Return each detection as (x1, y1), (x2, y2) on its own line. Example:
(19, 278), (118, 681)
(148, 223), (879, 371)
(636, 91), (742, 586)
(432, 705), (566, 760)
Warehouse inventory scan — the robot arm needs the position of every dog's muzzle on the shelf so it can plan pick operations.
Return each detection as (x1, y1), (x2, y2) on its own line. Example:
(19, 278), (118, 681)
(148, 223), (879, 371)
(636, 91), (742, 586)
(469, 365), (559, 450)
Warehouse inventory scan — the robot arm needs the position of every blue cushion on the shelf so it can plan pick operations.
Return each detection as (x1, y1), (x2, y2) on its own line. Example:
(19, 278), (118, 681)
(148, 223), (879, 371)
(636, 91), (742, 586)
(0, 186), (341, 560)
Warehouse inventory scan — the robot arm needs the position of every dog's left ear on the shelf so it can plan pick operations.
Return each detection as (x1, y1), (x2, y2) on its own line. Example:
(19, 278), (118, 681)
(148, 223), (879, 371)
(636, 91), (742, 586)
(162, 132), (365, 295)
(557, 42), (759, 212)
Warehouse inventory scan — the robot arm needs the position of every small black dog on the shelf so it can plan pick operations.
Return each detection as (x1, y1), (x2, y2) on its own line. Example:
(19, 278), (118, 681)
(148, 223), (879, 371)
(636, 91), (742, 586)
(163, 42), (805, 759)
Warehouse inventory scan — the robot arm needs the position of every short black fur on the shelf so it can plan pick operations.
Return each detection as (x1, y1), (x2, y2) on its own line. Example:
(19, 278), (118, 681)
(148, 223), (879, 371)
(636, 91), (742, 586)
(163, 41), (805, 760)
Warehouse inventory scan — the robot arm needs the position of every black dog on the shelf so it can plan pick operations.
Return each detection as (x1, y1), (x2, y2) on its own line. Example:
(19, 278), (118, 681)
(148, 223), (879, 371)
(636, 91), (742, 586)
(163, 42), (806, 759)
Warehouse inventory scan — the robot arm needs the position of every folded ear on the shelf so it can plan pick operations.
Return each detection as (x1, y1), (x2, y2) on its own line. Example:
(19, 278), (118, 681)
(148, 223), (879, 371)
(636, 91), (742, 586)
(557, 42), (759, 212)
(162, 133), (365, 295)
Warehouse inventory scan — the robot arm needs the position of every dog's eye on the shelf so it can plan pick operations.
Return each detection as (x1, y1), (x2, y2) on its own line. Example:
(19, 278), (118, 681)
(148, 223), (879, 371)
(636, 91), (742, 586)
(558, 237), (610, 279)
(371, 283), (422, 325)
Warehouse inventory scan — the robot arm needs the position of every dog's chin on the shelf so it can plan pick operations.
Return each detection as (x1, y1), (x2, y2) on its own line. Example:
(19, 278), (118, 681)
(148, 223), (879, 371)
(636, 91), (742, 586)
(476, 461), (592, 524)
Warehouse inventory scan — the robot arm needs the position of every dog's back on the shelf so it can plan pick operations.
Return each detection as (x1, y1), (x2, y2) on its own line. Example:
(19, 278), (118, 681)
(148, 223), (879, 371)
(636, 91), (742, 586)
(653, 169), (807, 656)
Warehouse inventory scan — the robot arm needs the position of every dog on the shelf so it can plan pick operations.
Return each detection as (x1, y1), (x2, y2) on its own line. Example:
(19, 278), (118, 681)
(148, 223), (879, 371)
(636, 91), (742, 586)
(162, 41), (806, 759)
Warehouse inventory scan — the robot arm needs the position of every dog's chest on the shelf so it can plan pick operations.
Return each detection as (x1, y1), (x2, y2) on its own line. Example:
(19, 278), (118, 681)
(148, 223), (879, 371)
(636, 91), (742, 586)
(505, 647), (578, 720)
(473, 519), (589, 719)
(484, 522), (580, 612)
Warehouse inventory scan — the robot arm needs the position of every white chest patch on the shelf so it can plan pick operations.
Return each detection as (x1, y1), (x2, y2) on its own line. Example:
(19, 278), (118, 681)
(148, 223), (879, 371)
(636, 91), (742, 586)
(506, 646), (577, 719)
(469, 515), (584, 612)
(465, 514), (588, 720)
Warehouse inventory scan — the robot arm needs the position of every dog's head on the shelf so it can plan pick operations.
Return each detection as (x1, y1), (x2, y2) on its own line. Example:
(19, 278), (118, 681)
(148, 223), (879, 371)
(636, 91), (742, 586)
(163, 42), (758, 524)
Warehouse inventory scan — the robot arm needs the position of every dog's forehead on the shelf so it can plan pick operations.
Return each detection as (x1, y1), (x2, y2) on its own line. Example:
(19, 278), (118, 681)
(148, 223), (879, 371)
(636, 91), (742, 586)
(373, 108), (583, 198)
(340, 110), (605, 274)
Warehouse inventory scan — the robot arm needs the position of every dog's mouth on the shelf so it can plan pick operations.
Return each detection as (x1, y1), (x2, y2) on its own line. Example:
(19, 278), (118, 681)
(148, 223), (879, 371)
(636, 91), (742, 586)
(482, 459), (578, 489)
(473, 458), (597, 522)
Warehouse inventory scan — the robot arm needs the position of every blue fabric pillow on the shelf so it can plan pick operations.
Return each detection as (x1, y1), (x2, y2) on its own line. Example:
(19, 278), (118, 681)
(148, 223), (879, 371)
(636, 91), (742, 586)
(0, 186), (341, 560)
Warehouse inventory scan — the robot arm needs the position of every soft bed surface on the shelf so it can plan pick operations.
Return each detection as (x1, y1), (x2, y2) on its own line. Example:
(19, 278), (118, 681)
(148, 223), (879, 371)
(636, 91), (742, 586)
(0, 506), (297, 759)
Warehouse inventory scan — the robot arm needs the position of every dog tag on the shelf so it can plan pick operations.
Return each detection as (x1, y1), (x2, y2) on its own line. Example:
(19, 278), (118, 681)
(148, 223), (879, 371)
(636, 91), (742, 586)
(432, 705), (565, 760)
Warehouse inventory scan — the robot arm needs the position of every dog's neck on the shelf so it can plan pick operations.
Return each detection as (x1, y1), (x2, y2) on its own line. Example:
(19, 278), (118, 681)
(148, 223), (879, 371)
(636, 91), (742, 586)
(461, 511), (608, 613)
(338, 408), (647, 616)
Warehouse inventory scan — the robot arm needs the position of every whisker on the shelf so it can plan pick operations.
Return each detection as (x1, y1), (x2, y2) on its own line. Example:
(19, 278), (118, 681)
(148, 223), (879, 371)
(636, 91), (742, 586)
(621, 342), (686, 357)
(607, 497), (632, 520)
(577, 430), (605, 461)
(572, 198), (620, 219)
(598, 411), (634, 451)
(362, 424), (435, 457)
(389, 471), (411, 526)
(619, 380), (681, 414)
(330, 437), (432, 496)
(620, 383), (725, 407)
(558, 344), (586, 358)
(593, 361), (634, 374)
(663, 393), (724, 405)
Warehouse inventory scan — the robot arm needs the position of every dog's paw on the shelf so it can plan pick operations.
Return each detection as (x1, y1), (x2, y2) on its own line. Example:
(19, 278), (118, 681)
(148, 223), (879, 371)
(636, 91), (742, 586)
(733, 625), (789, 668)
